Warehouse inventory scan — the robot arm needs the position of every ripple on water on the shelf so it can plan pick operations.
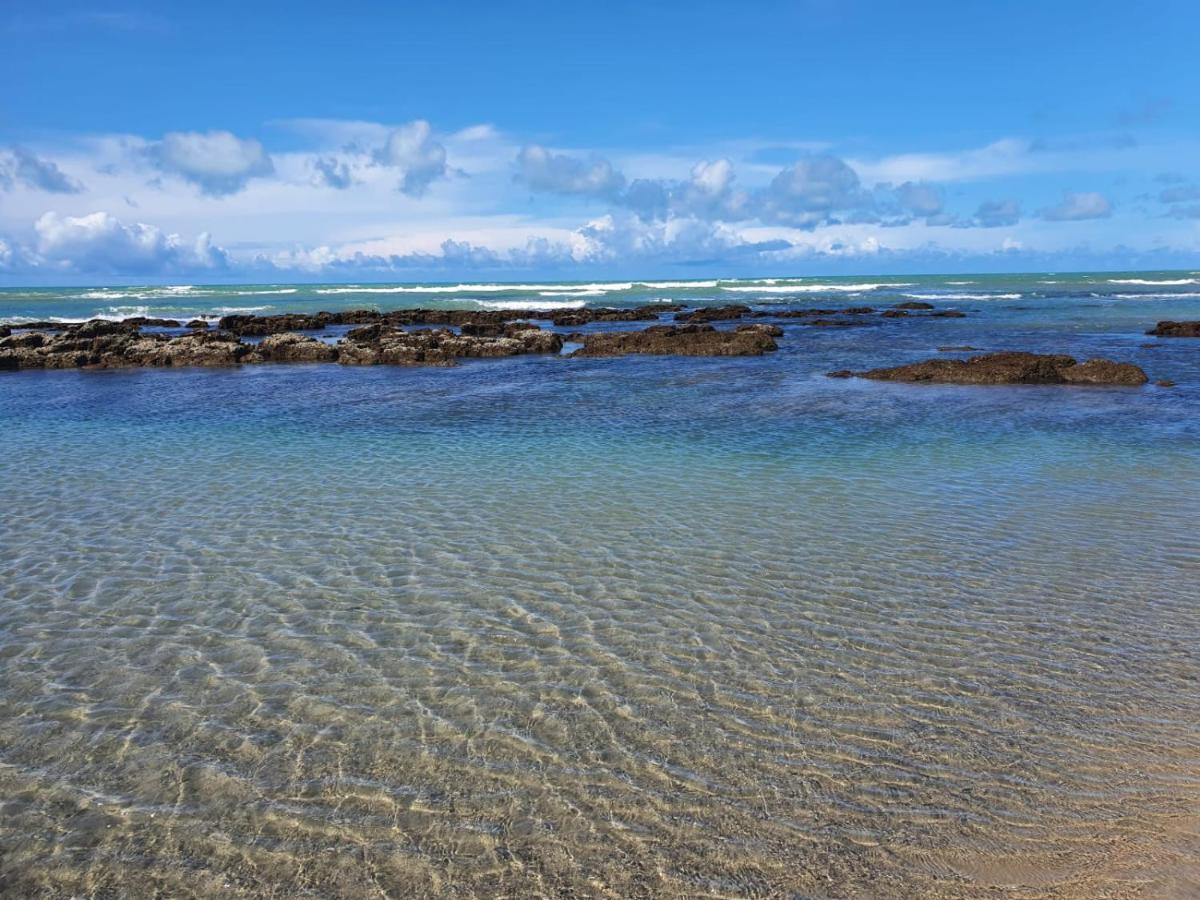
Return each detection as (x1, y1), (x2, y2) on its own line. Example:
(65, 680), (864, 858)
(0, 349), (1198, 897)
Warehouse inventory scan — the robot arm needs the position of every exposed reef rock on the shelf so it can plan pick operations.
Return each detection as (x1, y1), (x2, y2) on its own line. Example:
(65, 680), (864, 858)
(337, 325), (563, 367)
(893, 301), (936, 310)
(552, 305), (677, 327)
(829, 352), (1148, 386)
(0, 322), (253, 370)
(216, 305), (684, 336)
(674, 305), (752, 323)
(1147, 320), (1200, 337)
(570, 324), (778, 357)
(252, 333), (339, 363)
(1, 299), (972, 371)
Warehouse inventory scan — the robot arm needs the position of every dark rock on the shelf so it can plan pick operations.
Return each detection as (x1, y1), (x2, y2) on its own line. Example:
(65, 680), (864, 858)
(736, 323), (783, 337)
(1155, 379), (1176, 387)
(893, 301), (935, 310)
(1146, 320), (1200, 337)
(570, 324), (777, 357)
(337, 324), (563, 367)
(124, 317), (181, 328)
(826, 370), (854, 378)
(0, 326), (10, 338)
(937, 345), (980, 352)
(755, 308), (839, 319)
(459, 322), (506, 337)
(841, 306), (875, 315)
(552, 305), (670, 327)
(838, 351), (1148, 386)
(11, 321), (67, 331)
(218, 312), (334, 335)
(186, 319), (210, 329)
(674, 305), (751, 323)
(801, 318), (864, 328)
(252, 333), (338, 363)
(73, 319), (138, 338)
(1059, 358), (1150, 386)
(927, 310), (967, 318)
(880, 310), (909, 318)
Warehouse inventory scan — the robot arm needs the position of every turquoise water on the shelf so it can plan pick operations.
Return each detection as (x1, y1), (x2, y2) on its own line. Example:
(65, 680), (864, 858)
(1, 272), (1199, 896)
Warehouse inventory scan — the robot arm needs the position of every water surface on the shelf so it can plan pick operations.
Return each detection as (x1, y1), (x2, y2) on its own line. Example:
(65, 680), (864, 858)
(1, 273), (1198, 897)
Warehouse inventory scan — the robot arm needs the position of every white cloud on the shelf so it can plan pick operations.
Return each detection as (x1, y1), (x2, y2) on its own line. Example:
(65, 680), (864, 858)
(515, 145), (626, 198)
(149, 130), (274, 196)
(973, 199), (1021, 227)
(0, 147), (85, 194)
(893, 181), (943, 218)
(758, 155), (867, 226)
(311, 155), (354, 189)
(1040, 191), (1113, 221)
(372, 120), (448, 196)
(851, 139), (1033, 184)
(28, 211), (229, 273)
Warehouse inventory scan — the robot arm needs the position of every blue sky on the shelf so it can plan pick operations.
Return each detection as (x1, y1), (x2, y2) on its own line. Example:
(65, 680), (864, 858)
(1, 0), (1197, 282)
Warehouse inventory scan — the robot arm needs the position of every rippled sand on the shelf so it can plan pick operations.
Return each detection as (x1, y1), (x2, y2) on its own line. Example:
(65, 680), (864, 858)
(2, 308), (1199, 896)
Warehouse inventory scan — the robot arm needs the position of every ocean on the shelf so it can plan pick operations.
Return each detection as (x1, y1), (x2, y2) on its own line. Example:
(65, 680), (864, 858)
(1, 271), (1198, 896)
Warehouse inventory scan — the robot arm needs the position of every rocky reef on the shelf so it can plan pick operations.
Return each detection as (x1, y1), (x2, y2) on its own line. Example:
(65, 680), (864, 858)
(570, 323), (778, 357)
(0, 300), (978, 371)
(828, 352), (1148, 386)
(0, 320), (572, 370)
(2, 316), (781, 370)
(1146, 320), (1200, 337)
(215, 304), (682, 336)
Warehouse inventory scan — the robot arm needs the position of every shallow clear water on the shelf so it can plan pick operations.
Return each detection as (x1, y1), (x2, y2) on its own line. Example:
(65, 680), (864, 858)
(1, 273), (1199, 897)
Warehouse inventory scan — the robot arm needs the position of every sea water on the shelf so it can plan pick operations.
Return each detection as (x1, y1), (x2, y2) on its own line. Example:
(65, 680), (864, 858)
(1, 272), (1198, 896)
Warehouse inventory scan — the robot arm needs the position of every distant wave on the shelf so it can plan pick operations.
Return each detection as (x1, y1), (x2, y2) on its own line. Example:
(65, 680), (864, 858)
(477, 299), (588, 311)
(721, 282), (915, 293)
(1107, 278), (1198, 286)
(1111, 292), (1200, 300)
(69, 286), (297, 301)
(315, 283), (634, 295)
(636, 280), (719, 289)
(902, 293), (1021, 301)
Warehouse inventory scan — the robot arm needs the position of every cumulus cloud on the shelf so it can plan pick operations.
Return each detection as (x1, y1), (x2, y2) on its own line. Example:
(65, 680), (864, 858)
(516, 149), (959, 229)
(28, 211), (229, 274)
(893, 181), (944, 217)
(1040, 191), (1113, 221)
(312, 155), (354, 189)
(0, 147), (85, 193)
(148, 130), (274, 196)
(372, 120), (448, 196)
(515, 145), (626, 198)
(758, 155), (868, 227)
(973, 199), (1021, 227)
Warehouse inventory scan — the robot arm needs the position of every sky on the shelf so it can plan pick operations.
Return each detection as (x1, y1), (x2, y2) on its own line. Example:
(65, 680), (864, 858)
(1, 0), (1198, 283)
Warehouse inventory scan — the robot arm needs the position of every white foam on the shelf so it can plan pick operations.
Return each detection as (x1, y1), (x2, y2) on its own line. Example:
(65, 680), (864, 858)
(477, 299), (588, 311)
(721, 282), (915, 293)
(1111, 292), (1200, 300)
(634, 280), (719, 289)
(902, 292), (1021, 301)
(212, 306), (273, 314)
(314, 282), (634, 295)
(946, 281), (976, 285)
(1107, 278), (1198, 286)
